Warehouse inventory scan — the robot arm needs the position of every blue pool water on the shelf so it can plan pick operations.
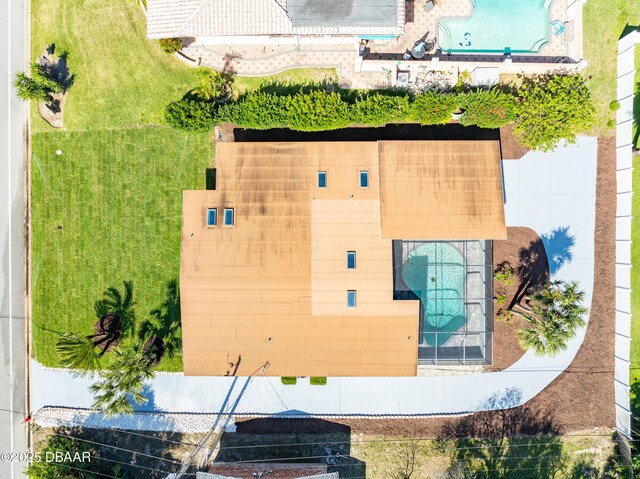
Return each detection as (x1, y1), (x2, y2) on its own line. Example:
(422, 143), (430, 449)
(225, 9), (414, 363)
(438, 0), (552, 53)
(401, 243), (467, 347)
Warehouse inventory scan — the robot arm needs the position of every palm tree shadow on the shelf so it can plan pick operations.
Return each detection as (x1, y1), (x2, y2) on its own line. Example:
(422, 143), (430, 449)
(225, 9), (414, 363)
(508, 236), (549, 310)
(139, 279), (182, 365)
(541, 226), (575, 276)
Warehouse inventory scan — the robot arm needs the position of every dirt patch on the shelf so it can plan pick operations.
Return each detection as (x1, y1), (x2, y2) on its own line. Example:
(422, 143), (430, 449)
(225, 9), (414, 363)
(487, 226), (550, 371)
(500, 124), (530, 160)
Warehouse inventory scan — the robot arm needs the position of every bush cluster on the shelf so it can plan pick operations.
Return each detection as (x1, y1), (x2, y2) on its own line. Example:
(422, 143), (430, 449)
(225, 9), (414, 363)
(159, 37), (183, 54)
(513, 72), (596, 151)
(458, 89), (518, 129)
(411, 91), (459, 125)
(165, 71), (596, 151)
(164, 99), (218, 131)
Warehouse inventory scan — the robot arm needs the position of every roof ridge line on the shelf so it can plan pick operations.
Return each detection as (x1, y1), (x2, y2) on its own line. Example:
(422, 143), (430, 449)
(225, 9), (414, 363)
(178, 0), (213, 37)
(270, 0), (288, 15)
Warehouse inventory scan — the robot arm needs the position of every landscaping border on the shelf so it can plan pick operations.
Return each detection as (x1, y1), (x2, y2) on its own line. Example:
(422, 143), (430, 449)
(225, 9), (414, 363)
(614, 30), (638, 440)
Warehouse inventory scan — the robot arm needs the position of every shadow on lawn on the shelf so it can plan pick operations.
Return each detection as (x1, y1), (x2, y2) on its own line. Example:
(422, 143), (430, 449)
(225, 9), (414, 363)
(437, 388), (565, 479)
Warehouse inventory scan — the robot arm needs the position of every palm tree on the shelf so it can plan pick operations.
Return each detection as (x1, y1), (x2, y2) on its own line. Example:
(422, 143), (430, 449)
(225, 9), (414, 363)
(14, 72), (50, 102)
(138, 279), (182, 365)
(55, 332), (102, 372)
(515, 280), (587, 356)
(13, 62), (64, 102)
(94, 280), (135, 338)
(90, 343), (155, 416)
(192, 67), (232, 101)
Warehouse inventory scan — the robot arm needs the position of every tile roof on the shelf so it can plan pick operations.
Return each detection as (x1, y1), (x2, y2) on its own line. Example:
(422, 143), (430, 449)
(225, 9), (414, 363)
(146, 0), (404, 38)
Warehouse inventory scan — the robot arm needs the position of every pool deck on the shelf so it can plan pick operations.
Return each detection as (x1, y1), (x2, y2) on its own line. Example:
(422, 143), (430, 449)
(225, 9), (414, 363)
(368, 0), (570, 58)
(31, 137), (599, 425)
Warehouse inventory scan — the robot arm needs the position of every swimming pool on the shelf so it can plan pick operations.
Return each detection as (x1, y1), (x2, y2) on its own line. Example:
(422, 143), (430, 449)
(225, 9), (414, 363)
(401, 243), (467, 347)
(438, 0), (552, 54)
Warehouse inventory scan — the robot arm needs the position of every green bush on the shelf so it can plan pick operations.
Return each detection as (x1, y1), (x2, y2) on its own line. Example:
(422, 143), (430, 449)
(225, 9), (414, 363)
(514, 72), (596, 151)
(281, 376), (297, 385)
(411, 91), (459, 125)
(159, 38), (183, 54)
(458, 89), (518, 129)
(310, 376), (327, 385)
(350, 93), (411, 126)
(285, 90), (350, 131)
(26, 433), (93, 479)
(14, 62), (65, 102)
(224, 91), (290, 129)
(164, 99), (217, 131)
(609, 100), (621, 111)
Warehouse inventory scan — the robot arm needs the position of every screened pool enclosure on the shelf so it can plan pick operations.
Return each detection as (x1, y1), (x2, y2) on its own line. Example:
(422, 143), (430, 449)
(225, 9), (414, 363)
(392, 240), (493, 365)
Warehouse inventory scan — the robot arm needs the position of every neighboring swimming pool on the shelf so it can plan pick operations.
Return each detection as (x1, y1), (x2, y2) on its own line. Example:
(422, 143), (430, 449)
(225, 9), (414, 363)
(401, 242), (467, 347)
(438, 0), (552, 53)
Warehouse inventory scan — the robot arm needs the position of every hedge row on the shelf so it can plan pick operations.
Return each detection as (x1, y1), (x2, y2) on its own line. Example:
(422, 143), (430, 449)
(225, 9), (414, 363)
(167, 89), (517, 132)
(165, 73), (595, 151)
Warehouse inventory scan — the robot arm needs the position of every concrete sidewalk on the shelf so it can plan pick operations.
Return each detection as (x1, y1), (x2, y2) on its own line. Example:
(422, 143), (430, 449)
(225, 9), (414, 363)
(32, 137), (598, 425)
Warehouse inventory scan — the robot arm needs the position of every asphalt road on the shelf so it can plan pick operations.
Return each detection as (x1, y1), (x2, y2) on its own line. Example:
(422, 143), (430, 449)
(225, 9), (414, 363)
(0, 0), (29, 473)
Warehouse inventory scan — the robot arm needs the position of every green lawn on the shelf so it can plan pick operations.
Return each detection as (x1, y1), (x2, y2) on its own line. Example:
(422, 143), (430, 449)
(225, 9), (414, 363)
(582, 0), (640, 137)
(30, 0), (202, 131)
(30, 0), (335, 132)
(29, 0), (333, 371)
(31, 128), (212, 370)
(635, 48), (639, 147)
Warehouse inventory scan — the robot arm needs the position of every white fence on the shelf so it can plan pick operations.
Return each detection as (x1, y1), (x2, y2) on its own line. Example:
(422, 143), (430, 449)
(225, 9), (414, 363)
(615, 30), (639, 440)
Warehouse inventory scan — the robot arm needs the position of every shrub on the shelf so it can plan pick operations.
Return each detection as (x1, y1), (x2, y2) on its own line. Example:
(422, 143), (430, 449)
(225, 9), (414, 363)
(224, 91), (290, 129)
(350, 93), (411, 126)
(164, 99), (217, 131)
(192, 68), (233, 101)
(494, 262), (515, 286)
(310, 376), (327, 386)
(159, 37), (183, 54)
(609, 100), (621, 111)
(285, 90), (350, 131)
(458, 89), (517, 129)
(26, 433), (93, 479)
(411, 91), (458, 125)
(14, 62), (64, 102)
(281, 376), (297, 385)
(514, 72), (596, 151)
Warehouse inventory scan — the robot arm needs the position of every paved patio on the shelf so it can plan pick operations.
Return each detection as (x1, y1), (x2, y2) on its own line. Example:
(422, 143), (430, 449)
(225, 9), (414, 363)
(182, 0), (573, 83)
(369, 0), (569, 57)
(31, 137), (598, 427)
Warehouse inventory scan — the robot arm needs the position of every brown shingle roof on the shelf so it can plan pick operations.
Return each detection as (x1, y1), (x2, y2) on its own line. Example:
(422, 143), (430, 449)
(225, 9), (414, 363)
(180, 141), (504, 377)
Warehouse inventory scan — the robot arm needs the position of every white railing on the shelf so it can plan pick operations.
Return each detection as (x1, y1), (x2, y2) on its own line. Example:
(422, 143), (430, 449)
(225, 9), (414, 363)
(615, 29), (639, 440)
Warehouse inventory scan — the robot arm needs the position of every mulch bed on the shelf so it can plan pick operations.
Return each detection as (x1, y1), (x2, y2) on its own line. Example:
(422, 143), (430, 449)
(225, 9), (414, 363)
(486, 227), (549, 371)
(236, 138), (616, 436)
(499, 124), (530, 160)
